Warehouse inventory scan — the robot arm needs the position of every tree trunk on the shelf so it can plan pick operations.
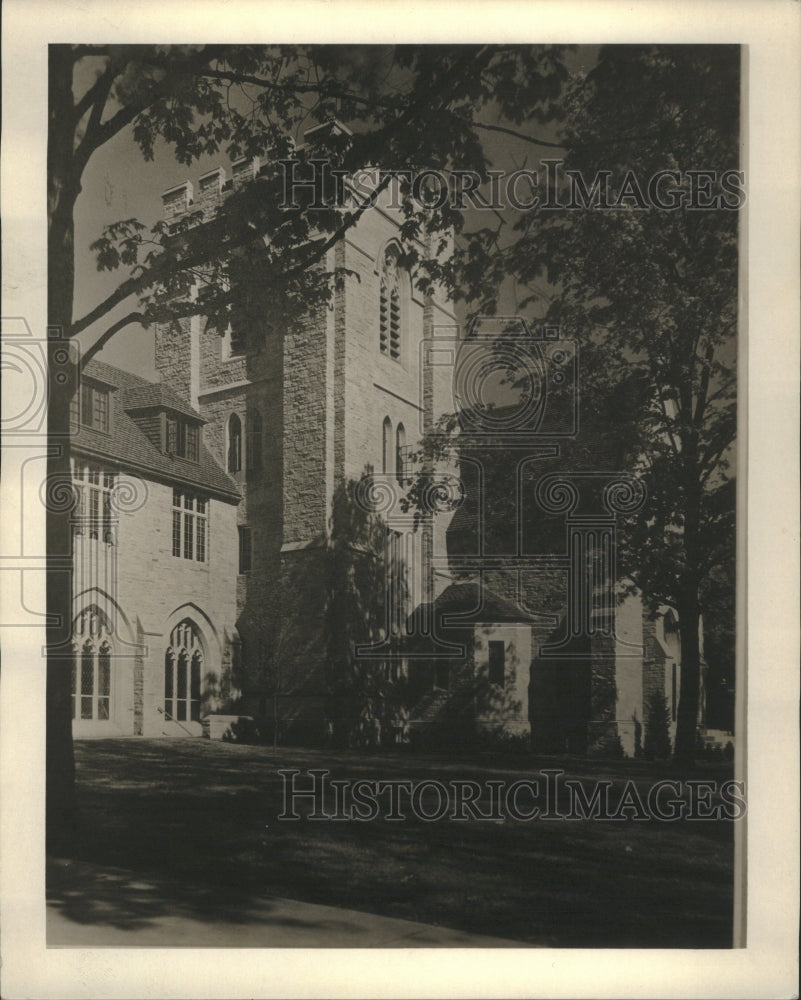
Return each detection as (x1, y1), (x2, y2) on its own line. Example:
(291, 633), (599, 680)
(671, 400), (705, 768)
(46, 46), (80, 852)
(673, 588), (702, 767)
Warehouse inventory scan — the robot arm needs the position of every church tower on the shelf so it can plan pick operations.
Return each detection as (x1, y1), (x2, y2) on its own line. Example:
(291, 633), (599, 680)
(155, 147), (457, 741)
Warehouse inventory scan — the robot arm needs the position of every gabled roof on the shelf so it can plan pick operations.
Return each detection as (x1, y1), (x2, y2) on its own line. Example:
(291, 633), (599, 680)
(72, 360), (239, 503)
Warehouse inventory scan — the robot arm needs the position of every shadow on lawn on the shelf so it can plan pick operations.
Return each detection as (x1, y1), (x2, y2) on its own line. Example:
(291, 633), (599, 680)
(48, 857), (353, 935)
(47, 739), (736, 948)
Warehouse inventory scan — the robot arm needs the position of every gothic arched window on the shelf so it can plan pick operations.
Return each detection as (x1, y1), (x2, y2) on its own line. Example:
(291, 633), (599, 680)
(379, 246), (402, 361)
(228, 413), (242, 473)
(164, 620), (204, 723)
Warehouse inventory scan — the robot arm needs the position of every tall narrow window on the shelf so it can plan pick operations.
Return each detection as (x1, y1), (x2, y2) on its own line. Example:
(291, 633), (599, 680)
(395, 423), (406, 485)
(228, 413), (242, 472)
(88, 469), (101, 539)
(382, 417), (393, 475)
(80, 641), (94, 719)
(246, 411), (262, 470)
(238, 526), (252, 574)
(196, 498), (207, 562)
(166, 414), (178, 453)
(97, 642), (111, 720)
(70, 646), (78, 719)
(164, 650), (175, 720)
(488, 640), (505, 685)
(379, 246), (402, 361)
(175, 652), (188, 721)
(186, 422), (199, 462)
(93, 388), (109, 432)
(190, 652), (202, 722)
(183, 499), (194, 560)
(172, 490), (182, 557)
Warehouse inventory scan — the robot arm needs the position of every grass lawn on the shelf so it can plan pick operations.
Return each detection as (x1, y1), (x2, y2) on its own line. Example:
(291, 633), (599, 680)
(49, 739), (736, 948)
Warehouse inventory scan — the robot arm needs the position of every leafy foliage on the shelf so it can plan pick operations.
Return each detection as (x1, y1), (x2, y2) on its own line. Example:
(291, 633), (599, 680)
(412, 46), (739, 762)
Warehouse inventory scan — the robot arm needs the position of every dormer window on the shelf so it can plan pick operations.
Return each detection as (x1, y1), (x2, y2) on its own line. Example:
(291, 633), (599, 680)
(71, 382), (110, 433)
(165, 413), (200, 461)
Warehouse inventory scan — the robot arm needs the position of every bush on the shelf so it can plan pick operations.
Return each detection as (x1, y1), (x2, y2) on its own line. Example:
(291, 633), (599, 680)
(643, 689), (672, 760)
(633, 714), (643, 759)
(221, 716), (261, 744)
(587, 730), (624, 759)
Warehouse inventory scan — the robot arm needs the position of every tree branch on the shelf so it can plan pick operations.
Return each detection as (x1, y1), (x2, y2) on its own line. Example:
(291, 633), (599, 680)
(82, 311), (147, 364)
(73, 45), (232, 175)
(472, 120), (567, 150)
(72, 61), (116, 126)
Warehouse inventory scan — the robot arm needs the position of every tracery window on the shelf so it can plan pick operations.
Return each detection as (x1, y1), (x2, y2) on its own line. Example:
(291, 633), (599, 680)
(164, 619), (204, 723)
(71, 607), (113, 720)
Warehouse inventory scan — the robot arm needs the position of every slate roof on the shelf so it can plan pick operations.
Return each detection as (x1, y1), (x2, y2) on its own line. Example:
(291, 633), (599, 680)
(407, 581), (540, 634)
(120, 382), (204, 421)
(72, 360), (240, 503)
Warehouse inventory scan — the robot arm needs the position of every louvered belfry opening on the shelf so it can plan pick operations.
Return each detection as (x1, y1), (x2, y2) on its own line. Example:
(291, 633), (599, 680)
(379, 246), (402, 361)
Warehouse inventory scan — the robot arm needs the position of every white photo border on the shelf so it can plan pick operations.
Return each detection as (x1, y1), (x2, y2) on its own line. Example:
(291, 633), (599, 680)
(1, 1), (798, 997)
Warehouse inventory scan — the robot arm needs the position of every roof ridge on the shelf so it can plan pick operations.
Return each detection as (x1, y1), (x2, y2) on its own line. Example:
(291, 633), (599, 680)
(83, 358), (154, 388)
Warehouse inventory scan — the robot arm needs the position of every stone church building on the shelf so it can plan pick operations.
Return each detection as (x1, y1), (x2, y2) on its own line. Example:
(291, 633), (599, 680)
(69, 142), (700, 754)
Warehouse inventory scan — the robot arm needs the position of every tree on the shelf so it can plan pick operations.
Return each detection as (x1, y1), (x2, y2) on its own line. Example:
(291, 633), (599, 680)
(48, 43), (571, 844)
(426, 45), (739, 765)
